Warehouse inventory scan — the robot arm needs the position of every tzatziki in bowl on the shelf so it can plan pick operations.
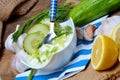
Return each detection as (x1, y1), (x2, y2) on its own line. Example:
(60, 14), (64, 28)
(5, 18), (76, 71)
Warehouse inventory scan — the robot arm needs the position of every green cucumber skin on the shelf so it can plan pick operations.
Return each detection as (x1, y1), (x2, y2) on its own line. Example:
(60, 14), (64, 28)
(69, 0), (120, 27)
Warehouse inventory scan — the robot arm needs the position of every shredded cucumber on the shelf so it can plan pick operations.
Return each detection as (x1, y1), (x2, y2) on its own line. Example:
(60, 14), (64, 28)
(52, 34), (68, 48)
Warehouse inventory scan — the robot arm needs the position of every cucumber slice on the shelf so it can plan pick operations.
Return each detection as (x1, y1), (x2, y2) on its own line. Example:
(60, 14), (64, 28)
(23, 32), (44, 55)
(40, 18), (50, 26)
(28, 24), (49, 36)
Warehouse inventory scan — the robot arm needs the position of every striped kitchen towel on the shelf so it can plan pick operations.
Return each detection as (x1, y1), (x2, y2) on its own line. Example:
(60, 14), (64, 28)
(15, 16), (107, 80)
(15, 40), (93, 80)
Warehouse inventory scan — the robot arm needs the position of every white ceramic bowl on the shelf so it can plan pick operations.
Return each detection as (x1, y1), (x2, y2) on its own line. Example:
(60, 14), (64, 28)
(21, 18), (77, 71)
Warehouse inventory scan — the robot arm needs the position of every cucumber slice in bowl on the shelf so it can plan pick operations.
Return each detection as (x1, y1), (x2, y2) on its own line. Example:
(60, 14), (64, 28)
(28, 23), (49, 35)
(23, 31), (45, 55)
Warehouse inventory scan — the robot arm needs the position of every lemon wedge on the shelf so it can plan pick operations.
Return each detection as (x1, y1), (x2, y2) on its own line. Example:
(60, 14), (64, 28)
(91, 34), (118, 70)
(111, 23), (120, 61)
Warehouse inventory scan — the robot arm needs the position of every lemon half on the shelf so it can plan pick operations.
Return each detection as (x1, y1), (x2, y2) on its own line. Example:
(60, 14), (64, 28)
(111, 22), (120, 61)
(111, 23), (120, 47)
(91, 34), (118, 70)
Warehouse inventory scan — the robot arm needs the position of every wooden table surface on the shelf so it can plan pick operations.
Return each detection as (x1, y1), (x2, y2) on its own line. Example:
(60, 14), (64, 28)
(1, 0), (120, 80)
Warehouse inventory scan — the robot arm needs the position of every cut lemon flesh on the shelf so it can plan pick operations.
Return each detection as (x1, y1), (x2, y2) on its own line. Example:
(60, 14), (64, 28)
(111, 22), (120, 48)
(91, 37), (102, 67)
(111, 22), (120, 61)
(91, 34), (118, 70)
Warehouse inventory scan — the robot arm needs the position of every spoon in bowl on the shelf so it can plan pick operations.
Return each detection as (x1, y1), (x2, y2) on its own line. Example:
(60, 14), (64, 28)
(43, 0), (57, 44)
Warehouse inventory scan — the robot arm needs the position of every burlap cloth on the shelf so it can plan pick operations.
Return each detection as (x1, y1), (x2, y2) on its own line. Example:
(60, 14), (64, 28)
(0, 0), (38, 51)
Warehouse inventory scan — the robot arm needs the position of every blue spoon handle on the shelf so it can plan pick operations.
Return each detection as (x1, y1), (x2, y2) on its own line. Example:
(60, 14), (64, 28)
(50, 0), (57, 22)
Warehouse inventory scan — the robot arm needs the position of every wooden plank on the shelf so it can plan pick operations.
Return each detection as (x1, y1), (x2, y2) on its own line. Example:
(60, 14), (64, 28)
(67, 61), (120, 80)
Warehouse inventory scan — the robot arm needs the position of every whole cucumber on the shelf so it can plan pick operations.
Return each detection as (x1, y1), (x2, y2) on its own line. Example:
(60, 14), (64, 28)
(69, 0), (120, 27)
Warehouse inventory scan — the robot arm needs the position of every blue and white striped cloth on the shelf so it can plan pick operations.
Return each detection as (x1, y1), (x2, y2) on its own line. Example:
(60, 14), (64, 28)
(15, 40), (93, 80)
(15, 15), (108, 80)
